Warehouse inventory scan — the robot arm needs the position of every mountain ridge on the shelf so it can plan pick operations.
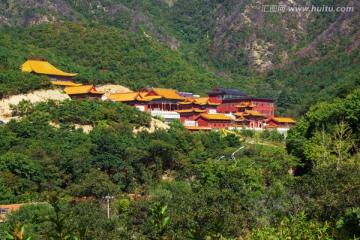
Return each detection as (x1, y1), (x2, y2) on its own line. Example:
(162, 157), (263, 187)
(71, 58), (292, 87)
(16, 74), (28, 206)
(0, 0), (359, 117)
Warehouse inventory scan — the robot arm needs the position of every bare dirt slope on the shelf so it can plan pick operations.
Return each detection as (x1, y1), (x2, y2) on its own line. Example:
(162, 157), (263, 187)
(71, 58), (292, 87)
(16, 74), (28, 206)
(0, 89), (70, 122)
(96, 84), (132, 100)
(134, 118), (170, 134)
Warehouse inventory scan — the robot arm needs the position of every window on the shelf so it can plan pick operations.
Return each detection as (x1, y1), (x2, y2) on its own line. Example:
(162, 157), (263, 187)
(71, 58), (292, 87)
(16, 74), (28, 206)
(232, 103), (235, 106)
(224, 103), (227, 107)
(261, 102), (264, 106)
(217, 95), (222, 100)
(262, 110), (264, 114)
(256, 102), (258, 106)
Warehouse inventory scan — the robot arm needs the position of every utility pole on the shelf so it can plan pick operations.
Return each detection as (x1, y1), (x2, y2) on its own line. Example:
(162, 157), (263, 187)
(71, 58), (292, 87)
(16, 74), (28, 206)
(103, 195), (114, 218)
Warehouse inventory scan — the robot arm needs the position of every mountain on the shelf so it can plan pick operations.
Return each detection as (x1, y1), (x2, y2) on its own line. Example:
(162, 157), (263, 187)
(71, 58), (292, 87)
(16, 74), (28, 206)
(0, 0), (359, 117)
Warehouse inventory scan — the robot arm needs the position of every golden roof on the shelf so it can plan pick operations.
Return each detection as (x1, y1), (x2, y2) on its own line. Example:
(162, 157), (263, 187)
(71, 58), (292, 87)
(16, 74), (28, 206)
(272, 117), (296, 123)
(108, 92), (162, 102)
(235, 103), (254, 108)
(149, 88), (185, 100)
(244, 110), (265, 117)
(51, 81), (83, 87)
(196, 114), (232, 121)
(141, 95), (163, 101)
(108, 92), (140, 102)
(176, 109), (206, 113)
(64, 85), (105, 95)
(233, 112), (245, 117)
(234, 117), (247, 122)
(21, 60), (77, 77)
(235, 102), (249, 108)
(180, 97), (219, 106)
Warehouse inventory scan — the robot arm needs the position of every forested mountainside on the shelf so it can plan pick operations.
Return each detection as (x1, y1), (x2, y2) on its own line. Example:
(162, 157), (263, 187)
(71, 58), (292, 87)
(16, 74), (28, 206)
(0, 91), (359, 239)
(1, 0), (359, 117)
(0, 22), (223, 99)
(0, 2), (359, 238)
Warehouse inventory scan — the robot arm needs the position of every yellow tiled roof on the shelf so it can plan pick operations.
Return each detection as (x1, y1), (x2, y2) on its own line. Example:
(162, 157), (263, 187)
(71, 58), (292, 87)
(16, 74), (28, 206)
(108, 92), (163, 102)
(234, 117), (247, 122)
(150, 88), (184, 100)
(233, 112), (245, 117)
(108, 92), (140, 102)
(176, 109), (206, 113)
(52, 81), (83, 87)
(180, 97), (219, 106)
(244, 110), (265, 116)
(235, 102), (254, 108)
(235, 102), (249, 108)
(64, 85), (104, 95)
(21, 60), (77, 77)
(196, 114), (232, 121)
(193, 97), (210, 105)
(140, 95), (163, 101)
(272, 117), (296, 123)
(90, 89), (106, 94)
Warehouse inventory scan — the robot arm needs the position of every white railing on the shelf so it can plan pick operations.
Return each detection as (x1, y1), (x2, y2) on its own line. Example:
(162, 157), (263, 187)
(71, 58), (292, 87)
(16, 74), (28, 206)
(149, 110), (180, 123)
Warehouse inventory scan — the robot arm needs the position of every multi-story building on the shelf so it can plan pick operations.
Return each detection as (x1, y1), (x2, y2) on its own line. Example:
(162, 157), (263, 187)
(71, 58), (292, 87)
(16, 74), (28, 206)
(207, 87), (275, 118)
(107, 86), (295, 131)
(64, 85), (105, 100)
(108, 88), (185, 123)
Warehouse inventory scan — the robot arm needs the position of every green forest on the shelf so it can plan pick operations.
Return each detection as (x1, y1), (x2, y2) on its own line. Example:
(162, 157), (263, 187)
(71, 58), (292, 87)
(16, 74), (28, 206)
(1, 18), (359, 117)
(0, 88), (359, 239)
(0, 22), (224, 97)
(0, 0), (360, 239)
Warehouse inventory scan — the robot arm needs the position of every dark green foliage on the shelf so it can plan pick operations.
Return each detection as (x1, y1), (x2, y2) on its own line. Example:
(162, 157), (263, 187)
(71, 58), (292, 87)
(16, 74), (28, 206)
(25, 99), (151, 127)
(0, 0), (358, 119)
(1, 95), (358, 238)
(0, 70), (51, 99)
(0, 1), (359, 238)
(0, 22), (222, 95)
(287, 88), (360, 171)
(1, 203), (53, 240)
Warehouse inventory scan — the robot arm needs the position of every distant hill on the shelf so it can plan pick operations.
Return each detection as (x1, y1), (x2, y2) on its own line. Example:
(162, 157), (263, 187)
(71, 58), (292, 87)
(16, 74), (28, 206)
(0, 22), (224, 96)
(0, 0), (359, 117)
